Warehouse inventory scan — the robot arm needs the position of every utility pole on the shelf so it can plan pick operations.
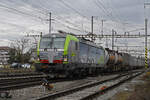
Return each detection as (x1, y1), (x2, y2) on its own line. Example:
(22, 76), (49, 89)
(91, 16), (93, 34)
(40, 32), (43, 38)
(112, 29), (115, 50)
(145, 18), (148, 68)
(101, 20), (108, 47)
(101, 20), (105, 34)
(106, 38), (108, 48)
(49, 12), (51, 34)
(144, 2), (150, 68)
(91, 16), (94, 41)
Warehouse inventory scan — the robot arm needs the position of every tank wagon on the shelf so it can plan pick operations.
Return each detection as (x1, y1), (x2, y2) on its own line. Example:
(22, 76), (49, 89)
(35, 31), (145, 77)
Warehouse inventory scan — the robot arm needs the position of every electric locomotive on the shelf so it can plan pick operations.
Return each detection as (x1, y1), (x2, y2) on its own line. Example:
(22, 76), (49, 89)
(35, 31), (145, 77)
(35, 31), (107, 77)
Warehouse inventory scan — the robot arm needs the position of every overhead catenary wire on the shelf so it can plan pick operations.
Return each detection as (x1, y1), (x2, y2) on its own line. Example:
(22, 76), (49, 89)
(0, 1), (90, 34)
(94, 0), (116, 22)
(54, 19), (88, 33)
(0, 0), (143, 36)
(20, 0), (109, 34)
(106, 0), (122, 22)
(58, 0), (112, 34)
(0, 4), (48, 34)
(57, 0), (91, 32)
(97, 0), (123, 32)
(93, 0), (119, 33)
(0, 3), (46, 21)
(22, 0), (91, 33)
(94, 0), (144, 35)
(58, 0), (89, 19)
(12, 0), (48, 16)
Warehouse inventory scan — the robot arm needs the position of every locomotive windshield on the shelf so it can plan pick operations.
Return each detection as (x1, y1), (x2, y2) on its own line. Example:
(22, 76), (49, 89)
(40, 37), (65, 49)
(40, 38), (52, 49)
(52, 38), (65, 49)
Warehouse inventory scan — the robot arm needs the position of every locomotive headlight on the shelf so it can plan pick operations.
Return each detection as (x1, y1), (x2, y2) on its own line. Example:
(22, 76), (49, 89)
(63, 55), (68, 62)
(37, 56), (40, 61)
(64, 58), (68, 62)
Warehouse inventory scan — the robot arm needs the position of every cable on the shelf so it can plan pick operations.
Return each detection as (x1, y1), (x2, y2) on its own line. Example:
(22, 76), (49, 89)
(0, 1), (91, 38)
(57, 0), (92, 32)
(58, 0), (88, 19)
(54, 19), (88, 33)
(11, 0), (48, 16)
(102, 0), (122, 22)
(0, 3), (46, 21)
(21, 0), (91, 33)
(0, 1), (103, 34)
(95, 0), (115, 21)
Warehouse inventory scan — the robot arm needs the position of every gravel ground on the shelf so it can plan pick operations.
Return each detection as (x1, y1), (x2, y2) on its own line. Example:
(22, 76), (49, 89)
(55, 75), (127, 100)
(94, 72), (145, 100)
(51, 72), (144, 100)
(0, 81), (74, 100)
(0, 74), (118, 100)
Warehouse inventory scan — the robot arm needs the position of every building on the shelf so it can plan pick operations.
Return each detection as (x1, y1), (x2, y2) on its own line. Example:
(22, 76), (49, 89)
(0, 46), (10, 65)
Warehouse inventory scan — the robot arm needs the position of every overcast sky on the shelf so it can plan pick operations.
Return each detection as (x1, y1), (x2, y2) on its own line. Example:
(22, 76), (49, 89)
(0, 0), (149, 55)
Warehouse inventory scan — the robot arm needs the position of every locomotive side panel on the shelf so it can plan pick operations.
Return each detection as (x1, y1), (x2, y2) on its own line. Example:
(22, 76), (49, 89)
(79, 42), (89, 63)
(79, 42), (105, 67)
(67, 40), (79, 63)
(63, 34), (79, 64)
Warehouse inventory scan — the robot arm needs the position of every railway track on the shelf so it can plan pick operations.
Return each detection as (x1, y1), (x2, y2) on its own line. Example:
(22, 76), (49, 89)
(0, 69), (145, 99)
(0, 74), (47, 81)
(0, 75), (83, 91)
(33, 70), (144, 100)
(0, 72), (43, 78)
(0, 80), (42, 91)
(0, 72), (48, 91)
(79, 72), (143, 100)
(0, 73), (48, 86)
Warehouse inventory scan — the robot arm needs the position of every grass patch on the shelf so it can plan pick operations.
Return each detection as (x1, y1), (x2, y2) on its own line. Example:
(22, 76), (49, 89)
(127, 72), (150, 100)
(110, 91), (132, 100)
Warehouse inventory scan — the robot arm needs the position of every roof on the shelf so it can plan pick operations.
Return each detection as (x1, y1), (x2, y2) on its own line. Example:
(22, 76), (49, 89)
(0, 46), (11, 51)
(42, 33), (66, 38)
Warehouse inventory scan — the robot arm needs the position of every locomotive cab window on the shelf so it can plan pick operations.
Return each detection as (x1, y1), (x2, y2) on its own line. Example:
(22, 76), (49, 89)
(53, 38), (65, 49)
(40, 37), (52, 49)
(40, 37), (65, 49)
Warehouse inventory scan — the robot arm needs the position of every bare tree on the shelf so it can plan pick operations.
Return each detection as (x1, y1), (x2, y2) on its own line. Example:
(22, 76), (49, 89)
(0, 59), (6, 68)
(9, 37), (33, 64)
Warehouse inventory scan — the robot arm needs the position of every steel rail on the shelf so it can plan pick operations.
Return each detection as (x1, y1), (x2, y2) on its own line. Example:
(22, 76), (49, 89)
(0, 78), (42, 87)
(0, 80), (42, 91)
(33, 72), (134, 100)
(0, 75), (47, 81)
(0, 72), (43, 78)
(0, 77), (82, 91)
(79, 71), (143, 100)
